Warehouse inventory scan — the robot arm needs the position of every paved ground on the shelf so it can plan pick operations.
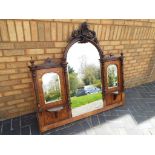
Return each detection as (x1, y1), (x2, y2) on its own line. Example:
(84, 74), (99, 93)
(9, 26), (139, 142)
(1, 81), (155, 135)
(72, 99), (103, 117)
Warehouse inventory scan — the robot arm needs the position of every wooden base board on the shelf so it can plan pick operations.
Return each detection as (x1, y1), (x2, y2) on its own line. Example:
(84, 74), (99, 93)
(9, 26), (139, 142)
(39, 100), (124, 134)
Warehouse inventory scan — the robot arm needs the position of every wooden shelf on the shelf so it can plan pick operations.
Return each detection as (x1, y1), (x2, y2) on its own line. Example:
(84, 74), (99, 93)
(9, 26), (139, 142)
(47, 106), (64, 112)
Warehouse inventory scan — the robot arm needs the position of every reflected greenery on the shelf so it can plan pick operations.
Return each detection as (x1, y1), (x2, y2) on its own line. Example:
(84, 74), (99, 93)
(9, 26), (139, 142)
(71, 92), (102, 108)
(67, 42), (103, 110)
(68, 66), (79, 97)
(42, 73), (61, 103)
(68, 64), (101, 98)
(107, 64), (118, 88)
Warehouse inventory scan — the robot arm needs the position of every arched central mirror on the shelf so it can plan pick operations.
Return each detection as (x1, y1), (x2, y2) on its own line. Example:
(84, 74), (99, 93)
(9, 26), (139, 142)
(67, 42), (104, 117)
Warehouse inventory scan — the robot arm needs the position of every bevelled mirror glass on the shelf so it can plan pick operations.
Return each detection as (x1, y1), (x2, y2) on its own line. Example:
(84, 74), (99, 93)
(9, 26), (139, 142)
(67, 42), (104, 117)
(42, 72), (61, 104)
(107, 64), (118, 88)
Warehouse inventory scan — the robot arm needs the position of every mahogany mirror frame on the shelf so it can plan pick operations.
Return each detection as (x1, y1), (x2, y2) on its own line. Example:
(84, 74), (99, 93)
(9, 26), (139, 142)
(29, 22), (125, 133)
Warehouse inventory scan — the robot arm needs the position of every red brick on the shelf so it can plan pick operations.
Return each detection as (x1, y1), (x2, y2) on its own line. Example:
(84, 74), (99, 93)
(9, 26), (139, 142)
(7, 20), (17, 41)
(0, 43), (14, 49)
(0, 69), (17, 75)
(37, 54), (54, 60)
(10, 73), (28, 79)
(6, 62), (27, 69)
(7, 99), (24, 105)
(0, 20), (9, 41)
(63, 23), (68, 41)
(4, 90), (22, 96)
(51, 22), (57, 41)
(46, 48), (62, 54)
(21, 78), (32, 83)
(17, 56), (31, 61)
(38, 22), (45, 41)
(0, 57), (16, 62)
(30, 21), (38, 41)
(54, 53), (63, 58)
(54, 42), (67, 48)
(57, 23), (63, 41)
(101, 20), (113, 25)
(3, 49), (24, 56)
(87, 19), (101, 24)
(13, 84), (30, 89)
(105, 26), (110, 40)
(26, 49), (44, 55)
(0, 63), (5, 69)
(45, 22), (51, 41)
(23, 21), (31, 41)
(15, 21), (24, 41)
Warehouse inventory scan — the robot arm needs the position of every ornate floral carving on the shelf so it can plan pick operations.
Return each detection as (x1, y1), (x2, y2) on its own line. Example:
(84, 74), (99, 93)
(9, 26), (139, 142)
(70, 22), (98, 44)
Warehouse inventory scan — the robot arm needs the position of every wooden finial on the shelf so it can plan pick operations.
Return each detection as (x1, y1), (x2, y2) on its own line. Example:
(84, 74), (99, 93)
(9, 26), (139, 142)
(30, 57), (35, 66)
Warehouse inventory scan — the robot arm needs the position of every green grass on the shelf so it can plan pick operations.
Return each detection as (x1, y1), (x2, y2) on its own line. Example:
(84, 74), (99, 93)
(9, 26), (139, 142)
(71, 92), (103, 108)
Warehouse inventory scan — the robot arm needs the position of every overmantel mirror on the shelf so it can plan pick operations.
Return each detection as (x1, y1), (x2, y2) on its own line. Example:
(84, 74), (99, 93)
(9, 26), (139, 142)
(29, 22), (125, 133)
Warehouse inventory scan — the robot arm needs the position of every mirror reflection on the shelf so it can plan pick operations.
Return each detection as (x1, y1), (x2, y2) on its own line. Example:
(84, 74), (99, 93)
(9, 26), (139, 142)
(107, 64), (118, 88)
(67, 42), (103, 117)
(42, 72), (61, 104)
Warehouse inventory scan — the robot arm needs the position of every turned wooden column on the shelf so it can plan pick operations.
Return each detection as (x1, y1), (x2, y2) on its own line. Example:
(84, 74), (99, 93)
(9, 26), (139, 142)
(99, 54), (106, 102)
(28, 58), (40, 113)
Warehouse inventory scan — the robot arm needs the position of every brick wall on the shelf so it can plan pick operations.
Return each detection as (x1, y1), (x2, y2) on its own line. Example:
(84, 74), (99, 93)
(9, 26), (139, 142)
(0, 19), (155, 120)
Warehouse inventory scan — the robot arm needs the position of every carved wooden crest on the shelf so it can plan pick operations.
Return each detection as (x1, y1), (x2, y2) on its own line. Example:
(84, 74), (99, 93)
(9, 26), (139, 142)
(70, 22), (98, 44)
(28, 57), (61, 71)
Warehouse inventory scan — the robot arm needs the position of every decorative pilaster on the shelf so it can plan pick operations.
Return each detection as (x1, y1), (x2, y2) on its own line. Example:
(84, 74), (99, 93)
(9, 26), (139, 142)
(61, 59), (72, 117)
(120, 52), (125, 91)
(99, 54), (106, 98)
